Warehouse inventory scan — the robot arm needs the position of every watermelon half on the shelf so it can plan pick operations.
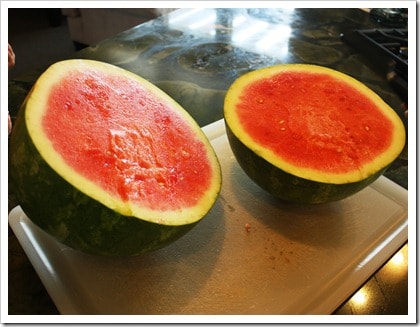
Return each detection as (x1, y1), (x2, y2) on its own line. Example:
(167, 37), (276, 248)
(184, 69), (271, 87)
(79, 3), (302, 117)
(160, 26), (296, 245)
(224, 64), (406, 204)
(9, 59), (222, 256)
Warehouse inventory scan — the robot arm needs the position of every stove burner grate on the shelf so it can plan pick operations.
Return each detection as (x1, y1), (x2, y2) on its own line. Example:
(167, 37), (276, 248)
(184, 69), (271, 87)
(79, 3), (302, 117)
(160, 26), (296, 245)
(341, 28), (408, 101)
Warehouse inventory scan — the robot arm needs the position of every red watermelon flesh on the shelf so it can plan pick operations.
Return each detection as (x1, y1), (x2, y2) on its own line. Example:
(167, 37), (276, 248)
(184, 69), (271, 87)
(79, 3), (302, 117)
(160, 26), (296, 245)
(236, 71), (393, 174)
(44, 69), (212, 211)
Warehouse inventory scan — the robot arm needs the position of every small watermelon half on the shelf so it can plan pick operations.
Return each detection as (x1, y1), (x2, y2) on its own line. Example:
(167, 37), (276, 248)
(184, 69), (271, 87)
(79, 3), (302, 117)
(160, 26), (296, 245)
(10, 59), (222, 256)
(224, 64), (406, 204)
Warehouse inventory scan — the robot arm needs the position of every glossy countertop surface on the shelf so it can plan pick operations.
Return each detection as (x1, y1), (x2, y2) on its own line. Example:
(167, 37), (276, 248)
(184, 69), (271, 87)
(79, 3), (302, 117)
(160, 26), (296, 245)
(8, 8), (410, 318)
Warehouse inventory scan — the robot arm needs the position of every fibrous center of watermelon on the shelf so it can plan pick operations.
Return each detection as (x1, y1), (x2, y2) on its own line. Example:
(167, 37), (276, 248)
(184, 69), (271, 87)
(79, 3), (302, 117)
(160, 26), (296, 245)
(237, 71), (395, 174)
(43, 69), (212, 211)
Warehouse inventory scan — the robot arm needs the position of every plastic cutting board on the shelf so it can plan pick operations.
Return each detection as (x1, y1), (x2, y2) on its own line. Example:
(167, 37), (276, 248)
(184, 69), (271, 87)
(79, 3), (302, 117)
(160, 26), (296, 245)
(8, 119), (408, 315)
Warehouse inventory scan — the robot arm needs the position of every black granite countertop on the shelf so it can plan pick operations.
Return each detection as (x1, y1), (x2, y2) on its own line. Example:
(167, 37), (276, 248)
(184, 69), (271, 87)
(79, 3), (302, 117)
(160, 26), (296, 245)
(8, 8), (409, 317)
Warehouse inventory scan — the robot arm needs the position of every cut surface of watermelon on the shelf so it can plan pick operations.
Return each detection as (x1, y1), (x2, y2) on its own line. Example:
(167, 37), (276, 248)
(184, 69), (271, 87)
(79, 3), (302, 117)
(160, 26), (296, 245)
(44, 69), (211, 213)
(225, 64), (406, 185)
(238, 71), (392, 171)
(24, 60), (221, 225)
(224, 64), (406, 203)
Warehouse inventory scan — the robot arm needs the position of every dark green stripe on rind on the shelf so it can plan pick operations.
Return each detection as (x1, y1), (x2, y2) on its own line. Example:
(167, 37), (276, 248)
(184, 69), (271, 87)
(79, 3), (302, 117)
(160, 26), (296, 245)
(9, 100), (199, 257)
(225, 122), (387, 204)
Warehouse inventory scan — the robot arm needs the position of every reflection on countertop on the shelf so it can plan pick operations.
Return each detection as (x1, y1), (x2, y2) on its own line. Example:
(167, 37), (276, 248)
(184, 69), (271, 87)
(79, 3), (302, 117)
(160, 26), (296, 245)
(335, 243), (408, 314)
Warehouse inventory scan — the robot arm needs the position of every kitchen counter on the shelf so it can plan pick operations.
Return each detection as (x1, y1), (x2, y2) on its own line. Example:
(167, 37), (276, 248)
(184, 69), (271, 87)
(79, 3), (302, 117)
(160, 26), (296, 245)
(8, 8), (409, 317)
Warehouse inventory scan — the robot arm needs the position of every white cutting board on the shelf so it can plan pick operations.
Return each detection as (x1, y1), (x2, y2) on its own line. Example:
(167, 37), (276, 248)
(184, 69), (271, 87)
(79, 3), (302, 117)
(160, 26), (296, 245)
(8, 119), (408, 315)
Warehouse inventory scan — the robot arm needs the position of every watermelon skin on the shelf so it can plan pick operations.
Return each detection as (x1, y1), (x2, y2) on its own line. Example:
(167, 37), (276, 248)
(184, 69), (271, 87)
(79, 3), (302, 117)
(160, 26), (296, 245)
(225, 124), (386, 204)
(224, 64), (406, 204)
(9, 60), (222, 257)
(10, 104), (197, 256)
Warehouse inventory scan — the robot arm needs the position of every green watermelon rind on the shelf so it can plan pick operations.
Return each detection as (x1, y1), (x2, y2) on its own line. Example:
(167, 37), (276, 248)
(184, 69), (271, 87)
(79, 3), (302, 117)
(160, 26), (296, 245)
(223, 64), (406, 204)
(25, 59), (222, 225)
(9, 60), (222, 257)
(10, 106), (200, 256)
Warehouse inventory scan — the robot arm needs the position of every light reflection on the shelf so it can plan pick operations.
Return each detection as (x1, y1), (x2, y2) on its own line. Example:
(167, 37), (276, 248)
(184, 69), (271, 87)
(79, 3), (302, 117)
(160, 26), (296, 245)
(348, 245), (408, 312)
(355, 220), (407, 271)
(167, 8), (294, 59)
(385, 245), (408, 277)
(168, 8), (217, 36)
(351, 288), (368, 306)
(21, 218), (55, 275)
(255, 25), (292, 57)
(232, 15), (246, 28)
(187, 11), (217, 30)
(390, 250), (405, 266)
(231, 10), (294, 58)
(167, 8), (204, 24)
(232, 20), (270, 44)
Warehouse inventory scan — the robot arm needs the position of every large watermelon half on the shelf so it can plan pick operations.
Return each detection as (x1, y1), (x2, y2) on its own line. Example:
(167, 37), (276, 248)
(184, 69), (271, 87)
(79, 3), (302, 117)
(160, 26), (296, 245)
(9, 59), (222, 256)
(224, 64), (406, 204)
